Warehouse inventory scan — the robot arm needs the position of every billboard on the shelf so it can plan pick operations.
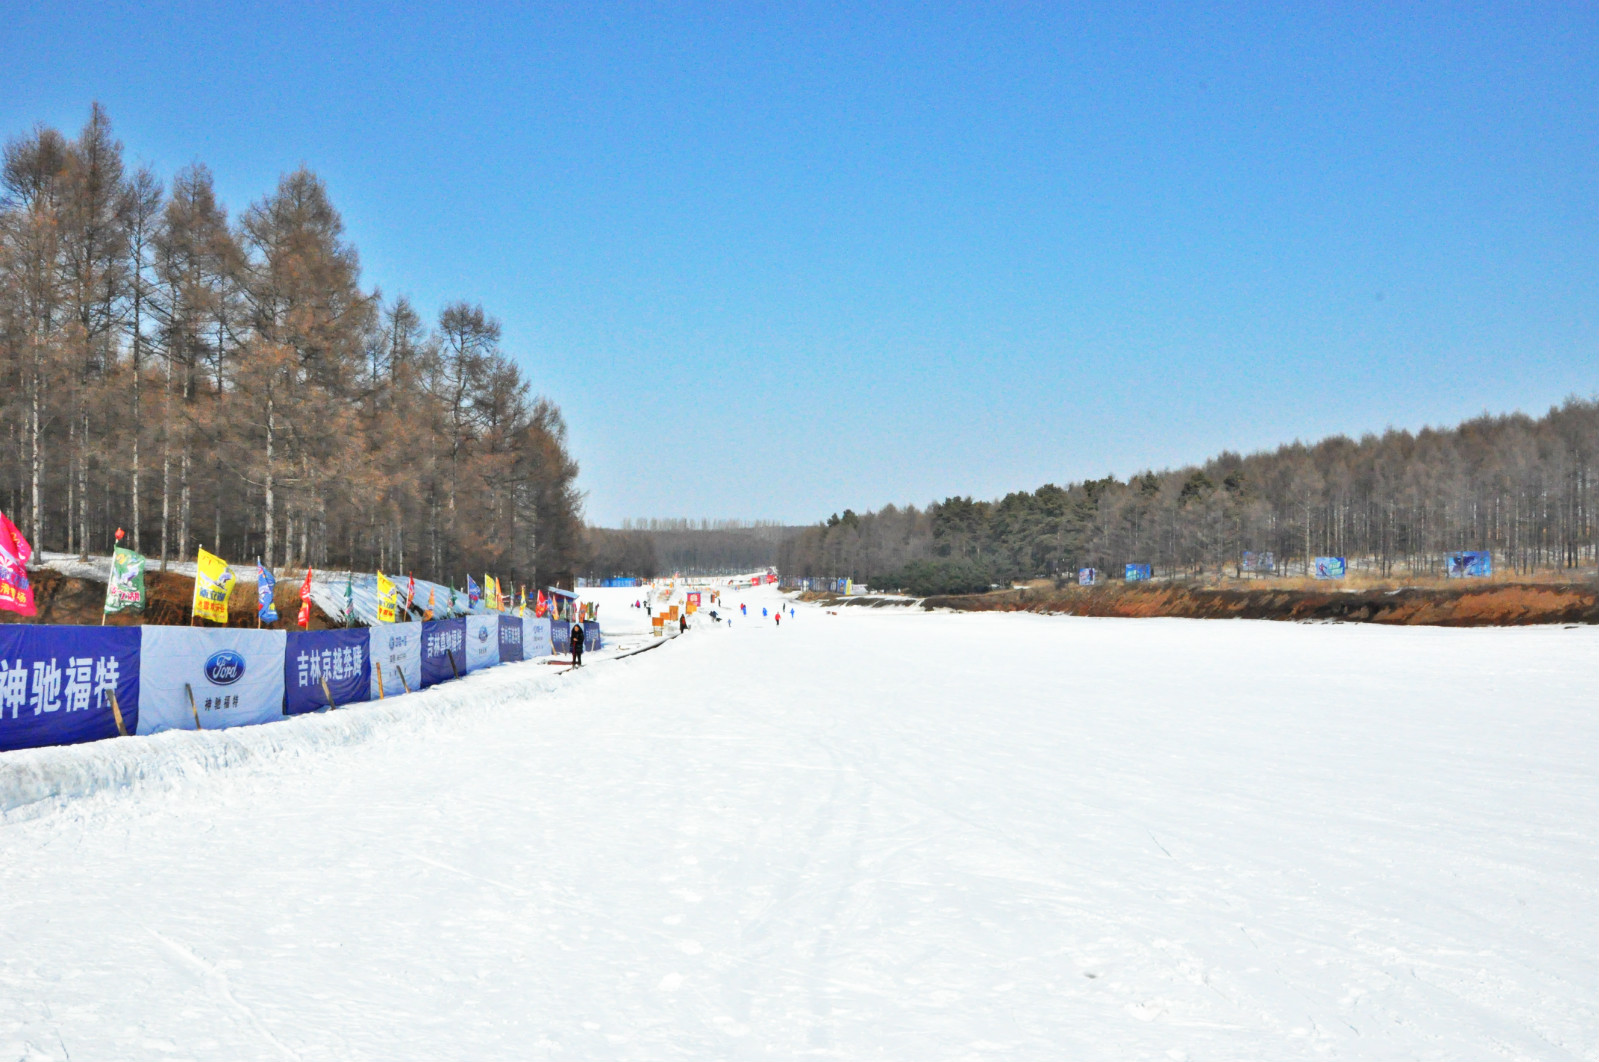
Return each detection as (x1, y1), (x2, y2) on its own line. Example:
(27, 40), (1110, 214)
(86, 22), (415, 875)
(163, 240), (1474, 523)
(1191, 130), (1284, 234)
(138, 627), (286, 733)
(370, 621), (423, 696)
(1078, 568), (1096, 586)
(1125, 564), (1151, 582)
(551, 619), (573, 657)
(0, 626), (141, 752)
(283, 629), (370, 715)
(1314, 556), (1347, 579)
(1446, 551), (1492, 578)
(464, 614), (500, 672)
(523, 616), (552, 659)
(1242, 551), (1276, 573)
(498, 615), (524, 663)
(420, 618), (465, 687)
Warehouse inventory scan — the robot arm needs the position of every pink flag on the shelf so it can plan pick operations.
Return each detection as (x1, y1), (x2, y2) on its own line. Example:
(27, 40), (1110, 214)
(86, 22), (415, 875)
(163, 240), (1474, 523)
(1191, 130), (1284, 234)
(0, 511), (36, 616)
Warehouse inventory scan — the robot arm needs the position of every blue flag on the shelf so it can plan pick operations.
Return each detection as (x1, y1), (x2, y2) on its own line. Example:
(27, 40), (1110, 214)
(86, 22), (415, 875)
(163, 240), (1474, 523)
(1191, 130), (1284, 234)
(466, 575), (482, 609)
(257, 562), (278, 623)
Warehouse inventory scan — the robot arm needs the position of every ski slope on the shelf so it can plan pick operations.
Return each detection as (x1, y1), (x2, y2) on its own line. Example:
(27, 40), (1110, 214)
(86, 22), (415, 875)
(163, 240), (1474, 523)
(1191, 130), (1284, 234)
(2, 597), (1595, 1059)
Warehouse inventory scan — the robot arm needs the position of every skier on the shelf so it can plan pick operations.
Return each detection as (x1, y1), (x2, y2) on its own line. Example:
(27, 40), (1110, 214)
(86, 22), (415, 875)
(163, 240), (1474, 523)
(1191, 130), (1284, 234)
(569, 621), (585, 668)
(740, 602), (747, 617)
(679, 612), (689, 633)
(775, 611), (781, 627)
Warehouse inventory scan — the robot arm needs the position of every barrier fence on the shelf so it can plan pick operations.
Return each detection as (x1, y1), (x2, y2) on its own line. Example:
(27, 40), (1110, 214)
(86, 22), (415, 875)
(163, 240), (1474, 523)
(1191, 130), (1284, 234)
(0, 614), (568, 754)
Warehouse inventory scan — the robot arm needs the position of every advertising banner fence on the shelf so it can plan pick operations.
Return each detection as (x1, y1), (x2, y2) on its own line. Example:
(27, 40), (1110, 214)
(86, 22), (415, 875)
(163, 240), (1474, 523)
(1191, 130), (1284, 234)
(498, 616), (524, 663)
(284, 629), (370, 715)
(464, 615), (500, 672)
(551, 620), (572, 657)
(370, 621), (422, 696)
(0, 625), (140, 752)
(523, 617), (552, 659)
(137, 627), (286, 733)
(582, 620), (602, 652)
(421, 618), (465, 687)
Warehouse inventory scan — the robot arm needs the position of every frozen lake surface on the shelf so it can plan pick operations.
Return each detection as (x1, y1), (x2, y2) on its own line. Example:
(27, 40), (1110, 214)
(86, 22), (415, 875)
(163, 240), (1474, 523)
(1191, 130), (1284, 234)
(2, 599), (1595, 1059)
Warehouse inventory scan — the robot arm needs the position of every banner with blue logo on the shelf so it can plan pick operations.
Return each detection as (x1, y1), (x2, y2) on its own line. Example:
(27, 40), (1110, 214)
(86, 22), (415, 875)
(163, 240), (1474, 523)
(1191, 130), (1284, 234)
(1077, 568), (1096, 586)
(421, 618), (465, 687)
(283, 629), (371, 715)
(498, 616), (523, 663)
(581, 620), (601, 652)
(1125, 564), (1151, 582)
(1314, 556), (1347, 579)
(370, 620), (423, 695)
(1446, 551), (1492, 578)
(523, 616), (552, 659)
(137, 627), (286, 733)
(464, 614), (500, 672)
(551, 620), (572, 657)
(0, 626), (141, 752)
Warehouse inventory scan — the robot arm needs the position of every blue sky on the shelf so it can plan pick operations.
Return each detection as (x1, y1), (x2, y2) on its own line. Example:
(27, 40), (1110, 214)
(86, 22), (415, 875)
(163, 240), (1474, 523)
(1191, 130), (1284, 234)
(5, 3), (1594, 525)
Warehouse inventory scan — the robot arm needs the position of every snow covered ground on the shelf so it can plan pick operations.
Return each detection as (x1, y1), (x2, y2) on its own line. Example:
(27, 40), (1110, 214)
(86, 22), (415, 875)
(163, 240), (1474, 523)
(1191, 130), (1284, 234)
(2, 596), (1595, 1059)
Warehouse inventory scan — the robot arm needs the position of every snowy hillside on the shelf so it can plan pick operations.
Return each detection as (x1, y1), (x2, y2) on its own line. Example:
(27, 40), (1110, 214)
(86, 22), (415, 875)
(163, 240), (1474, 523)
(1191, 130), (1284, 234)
(1, 595), (1594, 1059)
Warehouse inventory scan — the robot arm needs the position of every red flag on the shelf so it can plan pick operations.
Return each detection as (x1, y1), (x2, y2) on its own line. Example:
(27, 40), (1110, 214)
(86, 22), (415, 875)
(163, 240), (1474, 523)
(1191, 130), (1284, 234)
(296, 567), (314, 629)
(536, 589), (547, 617)
(0, 511), (36, 616)
(406, 573), (416, 611)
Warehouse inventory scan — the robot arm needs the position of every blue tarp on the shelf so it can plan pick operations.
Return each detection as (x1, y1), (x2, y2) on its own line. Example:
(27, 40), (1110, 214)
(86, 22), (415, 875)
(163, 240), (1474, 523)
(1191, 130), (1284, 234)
(0, 626), (141, 752)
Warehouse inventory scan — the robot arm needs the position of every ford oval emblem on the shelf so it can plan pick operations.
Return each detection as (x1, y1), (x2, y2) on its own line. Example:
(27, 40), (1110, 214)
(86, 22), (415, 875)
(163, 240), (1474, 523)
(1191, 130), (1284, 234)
(204, 649), (246, 686)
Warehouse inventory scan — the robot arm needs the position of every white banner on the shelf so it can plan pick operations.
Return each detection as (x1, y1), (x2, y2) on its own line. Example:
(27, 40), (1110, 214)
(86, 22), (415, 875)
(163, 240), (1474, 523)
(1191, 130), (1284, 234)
(464, 615), (500, 672)
(370, 620), (423, 695)
(523, 617), (552, 659)
(137, 627), (287, 734)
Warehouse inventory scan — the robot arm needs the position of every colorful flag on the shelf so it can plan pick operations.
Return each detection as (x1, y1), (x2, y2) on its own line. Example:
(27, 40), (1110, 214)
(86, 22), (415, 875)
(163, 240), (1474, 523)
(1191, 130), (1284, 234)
(535, 589), (547, 617)
(192, 546), (235, 624)
(257, 561), (278, 624)
(405, 573), (416, 612)
(376, 571), (400, 623)
(467, 575), (482, 609)
(0, 511), (35, 616)
(425, 586), (436, 621)
(104, 546), (147, 615)
(343, 572), (355, 626)
(297, 568), (313, 628)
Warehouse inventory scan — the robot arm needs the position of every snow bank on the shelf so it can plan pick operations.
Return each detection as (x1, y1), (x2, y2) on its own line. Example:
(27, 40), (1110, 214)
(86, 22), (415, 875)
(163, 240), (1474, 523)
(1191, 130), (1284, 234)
(0, 656), (574, 820)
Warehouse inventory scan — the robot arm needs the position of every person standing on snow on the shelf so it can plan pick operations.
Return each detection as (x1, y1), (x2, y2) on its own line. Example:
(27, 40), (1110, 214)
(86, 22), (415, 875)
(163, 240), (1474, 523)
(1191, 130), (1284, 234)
(569, 621), (585, 667)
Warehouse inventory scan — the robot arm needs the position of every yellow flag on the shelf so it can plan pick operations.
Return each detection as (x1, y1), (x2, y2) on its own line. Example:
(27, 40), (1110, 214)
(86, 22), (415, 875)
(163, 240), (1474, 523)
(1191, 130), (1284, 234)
(376, 571), (399, 623)
(425, 586), (436, 621)
(192, 547), (235, 623)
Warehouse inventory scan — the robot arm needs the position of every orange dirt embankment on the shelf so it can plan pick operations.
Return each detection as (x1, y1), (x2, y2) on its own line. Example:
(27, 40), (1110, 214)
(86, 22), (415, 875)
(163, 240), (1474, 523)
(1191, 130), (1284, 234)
(0, 568), (341, 629)
(922, 580), (1599, 626)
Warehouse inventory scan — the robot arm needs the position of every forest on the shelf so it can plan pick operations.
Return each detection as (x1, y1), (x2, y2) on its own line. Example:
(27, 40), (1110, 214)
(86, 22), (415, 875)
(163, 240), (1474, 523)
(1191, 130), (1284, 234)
(778, 400), (1598, 596)
(0, 106), (584, 587)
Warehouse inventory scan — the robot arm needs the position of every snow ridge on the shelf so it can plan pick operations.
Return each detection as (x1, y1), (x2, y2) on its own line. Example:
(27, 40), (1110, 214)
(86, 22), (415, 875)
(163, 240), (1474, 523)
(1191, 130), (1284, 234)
(0, 657), (579, 820)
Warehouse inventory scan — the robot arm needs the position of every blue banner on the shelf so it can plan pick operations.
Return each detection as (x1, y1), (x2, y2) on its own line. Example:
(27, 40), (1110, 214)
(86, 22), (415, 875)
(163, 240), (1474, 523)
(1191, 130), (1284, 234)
(1446, 551), (1492, 578)
(551, 620), (572, 657)
(0, 626), (140, 752)
(464, 614), (499, 672)
(1314, 556), (1347, 579)
(284, 629), (371, 716)
(498, 616), (524, 662)
(582, 621), (601, 651)
(1077, 568), (1096, 586)
(1125, 564), (1151, 582)
(421, 618), (465, 687)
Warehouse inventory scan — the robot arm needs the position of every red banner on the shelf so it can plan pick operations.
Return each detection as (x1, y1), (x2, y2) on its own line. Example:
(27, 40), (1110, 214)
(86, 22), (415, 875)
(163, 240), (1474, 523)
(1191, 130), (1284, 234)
(0, 512), (36, 615)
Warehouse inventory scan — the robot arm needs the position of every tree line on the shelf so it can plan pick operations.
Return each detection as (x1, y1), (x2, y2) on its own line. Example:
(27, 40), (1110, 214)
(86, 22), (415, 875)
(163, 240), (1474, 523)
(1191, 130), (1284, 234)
(0, 105), (583, 587)
(778, 400), (1598, 595)
(581, 520), (797, 580)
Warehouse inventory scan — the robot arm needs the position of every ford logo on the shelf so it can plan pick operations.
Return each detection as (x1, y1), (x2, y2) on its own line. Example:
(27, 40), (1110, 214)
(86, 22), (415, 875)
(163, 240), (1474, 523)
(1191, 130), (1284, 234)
(204, 649), (246, 685)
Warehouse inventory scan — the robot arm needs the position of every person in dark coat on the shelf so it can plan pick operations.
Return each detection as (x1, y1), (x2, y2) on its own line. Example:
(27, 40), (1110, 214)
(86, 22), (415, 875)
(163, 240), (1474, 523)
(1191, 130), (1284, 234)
(569, 622), (585, 667)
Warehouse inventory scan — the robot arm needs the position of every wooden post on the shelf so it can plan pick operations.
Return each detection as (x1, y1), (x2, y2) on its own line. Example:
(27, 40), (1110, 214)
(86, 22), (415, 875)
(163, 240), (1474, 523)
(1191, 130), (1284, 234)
(108, 687), (127, 737)
(184, 682), (202, 730)
(446, 649), (459, 680)
(374, 661), (385, 699)
(320, 676), (337, 710)
(395, 665), (412, 694)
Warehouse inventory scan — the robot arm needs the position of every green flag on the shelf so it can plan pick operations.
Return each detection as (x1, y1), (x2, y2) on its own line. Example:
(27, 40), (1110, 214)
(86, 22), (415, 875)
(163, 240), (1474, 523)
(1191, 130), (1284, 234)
(104, 546), (147, 615)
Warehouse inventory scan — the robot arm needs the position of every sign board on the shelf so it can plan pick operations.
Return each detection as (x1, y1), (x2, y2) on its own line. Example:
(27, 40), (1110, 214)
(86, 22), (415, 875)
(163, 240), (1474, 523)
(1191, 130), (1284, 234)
(370, 621), (423, 695)
(137, 627), (286, 733)
(464, 614), (500, 672)
(522, 617), (552, 659)
(283, 629), (370, 715)
(1446, 551), (1492, 578)
(0, 626), (141, 752)
(1078, 568), (1096, 586)
(421, 618), (465, 687)
(498, 615), (524, 662)
(1314, 557), (1347, 579)
(1125, 564), (1152, 582)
